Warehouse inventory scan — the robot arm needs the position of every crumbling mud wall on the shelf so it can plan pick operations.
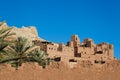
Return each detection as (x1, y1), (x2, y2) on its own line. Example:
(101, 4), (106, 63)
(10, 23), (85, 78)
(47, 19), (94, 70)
(0, 60), (120, 80)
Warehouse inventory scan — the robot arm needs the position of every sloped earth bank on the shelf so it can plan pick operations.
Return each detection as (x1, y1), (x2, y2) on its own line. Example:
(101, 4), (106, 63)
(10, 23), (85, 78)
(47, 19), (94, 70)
(0, 60), (120, 80)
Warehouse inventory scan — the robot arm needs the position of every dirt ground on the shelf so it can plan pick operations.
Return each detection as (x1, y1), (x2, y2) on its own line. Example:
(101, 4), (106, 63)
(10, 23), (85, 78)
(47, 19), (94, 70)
(0, 60), (120, 80)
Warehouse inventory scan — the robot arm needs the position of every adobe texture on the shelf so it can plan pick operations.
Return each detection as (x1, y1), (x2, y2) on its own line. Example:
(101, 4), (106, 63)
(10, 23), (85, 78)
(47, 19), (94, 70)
(34, 35), (114, 65)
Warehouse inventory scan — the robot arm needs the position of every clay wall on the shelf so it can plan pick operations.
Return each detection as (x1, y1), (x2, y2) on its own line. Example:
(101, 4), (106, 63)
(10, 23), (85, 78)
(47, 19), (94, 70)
(34, 35), (114, 64)
(46, 44), (74, 62)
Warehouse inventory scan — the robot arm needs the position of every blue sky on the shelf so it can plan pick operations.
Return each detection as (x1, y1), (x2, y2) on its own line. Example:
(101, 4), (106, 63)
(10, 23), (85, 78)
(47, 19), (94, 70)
(0, 0), (120, 58)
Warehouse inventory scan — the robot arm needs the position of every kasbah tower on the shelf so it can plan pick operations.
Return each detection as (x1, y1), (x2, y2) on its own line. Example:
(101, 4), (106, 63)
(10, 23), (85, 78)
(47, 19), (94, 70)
(33, 34), (114, 65)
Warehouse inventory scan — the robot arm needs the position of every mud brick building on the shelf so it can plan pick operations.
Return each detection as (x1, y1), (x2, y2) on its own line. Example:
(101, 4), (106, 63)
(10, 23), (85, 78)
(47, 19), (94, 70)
(33, 35), (114, 64)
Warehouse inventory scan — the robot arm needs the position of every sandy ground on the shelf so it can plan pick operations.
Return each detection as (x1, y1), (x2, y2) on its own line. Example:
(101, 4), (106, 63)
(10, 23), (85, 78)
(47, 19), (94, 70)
(0, 60), (120, 80)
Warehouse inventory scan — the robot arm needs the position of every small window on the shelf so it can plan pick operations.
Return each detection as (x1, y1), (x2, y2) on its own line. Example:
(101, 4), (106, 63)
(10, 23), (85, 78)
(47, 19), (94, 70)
(76, 37), (77, 40)
(54, 57), (61, 62)
(96, 51), (103, 54)
(101, 61), (105, 64)
(69, 59), (77, 62)
(94, 60), (99, 63)
(75, 53), (81, 57)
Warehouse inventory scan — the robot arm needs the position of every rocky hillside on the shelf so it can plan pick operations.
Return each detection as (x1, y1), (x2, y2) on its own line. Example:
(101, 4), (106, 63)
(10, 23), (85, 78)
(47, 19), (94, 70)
(0, 21), (44, 42)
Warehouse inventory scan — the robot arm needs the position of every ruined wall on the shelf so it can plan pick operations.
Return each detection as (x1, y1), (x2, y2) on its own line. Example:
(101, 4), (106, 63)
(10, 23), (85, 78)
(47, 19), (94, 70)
(37, 35), (114, 64)
(95, 43), (114, 61)
(10, 27), (39, 42)
(45, 43), (74, 62)
(0, 22), (44, 43)
(77, 47), (94, 58)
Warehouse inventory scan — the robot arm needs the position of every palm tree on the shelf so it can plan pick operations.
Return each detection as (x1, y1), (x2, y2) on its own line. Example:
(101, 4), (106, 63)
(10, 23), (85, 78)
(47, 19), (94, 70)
(0, 22), (51, 69)
(2, 37), (39, 69)
(28, 49), (50, 68)
(0, 26), (15, 60)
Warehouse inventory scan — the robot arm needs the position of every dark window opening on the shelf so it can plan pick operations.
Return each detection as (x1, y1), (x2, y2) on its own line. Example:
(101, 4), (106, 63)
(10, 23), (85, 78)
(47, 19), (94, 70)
(54, 57), (61, 62)
(84, 44), (90, 47)
(101, 61), (105, 64)
(94, 60), (99, 63)
(76, 37), (77, 40)
(75, 53), (81, 57)
(94, 60), (106, 64)
(96, 51), (103, 54)
(84, 44), (87, 47)
(69, 59), (77, 62)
